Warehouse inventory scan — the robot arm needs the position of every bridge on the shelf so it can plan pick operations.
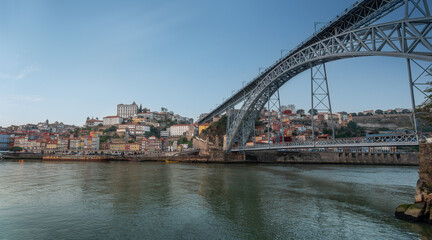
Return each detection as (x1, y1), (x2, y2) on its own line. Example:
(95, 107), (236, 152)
(199, 0), (432, 152)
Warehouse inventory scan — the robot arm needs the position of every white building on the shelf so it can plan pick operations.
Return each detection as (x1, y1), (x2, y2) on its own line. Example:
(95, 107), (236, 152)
(136, 125), (151, 135)
(103, 116), (123, 126)
(169, 124), (194, 137)
(160, 130), (170, 137)
(85, 117), (103, 127)
(117, 102), (138, 118)
(117, 124), (137, 134)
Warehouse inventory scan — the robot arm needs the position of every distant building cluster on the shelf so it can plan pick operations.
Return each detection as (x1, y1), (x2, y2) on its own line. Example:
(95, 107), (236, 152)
(196, 106), (417, 149)
(0, 102), (198, 154)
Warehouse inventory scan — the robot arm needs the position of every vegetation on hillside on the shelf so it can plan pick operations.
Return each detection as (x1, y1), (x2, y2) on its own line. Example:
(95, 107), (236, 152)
(200, 115), (227, 147)
(323, 121), (365, 138)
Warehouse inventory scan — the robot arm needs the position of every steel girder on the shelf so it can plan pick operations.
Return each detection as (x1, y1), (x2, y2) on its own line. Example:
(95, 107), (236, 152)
(225, 16), (432, 151)
(198, 0), (405, 125)
(230, 134), (419, 152)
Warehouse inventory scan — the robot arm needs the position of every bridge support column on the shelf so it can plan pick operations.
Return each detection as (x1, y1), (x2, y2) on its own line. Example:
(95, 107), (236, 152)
(406, 59), (432, 138)
(267, 88), (285, 146)
(310, 63), (336, 141)
(226, 105), (234, 151)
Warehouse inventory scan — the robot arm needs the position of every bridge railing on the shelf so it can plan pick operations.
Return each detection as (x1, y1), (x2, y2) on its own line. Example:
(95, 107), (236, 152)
(231, 134), (419, 151)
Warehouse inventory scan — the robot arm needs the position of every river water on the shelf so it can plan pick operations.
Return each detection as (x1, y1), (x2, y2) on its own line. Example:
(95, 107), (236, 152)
(0, 160), (431, 239)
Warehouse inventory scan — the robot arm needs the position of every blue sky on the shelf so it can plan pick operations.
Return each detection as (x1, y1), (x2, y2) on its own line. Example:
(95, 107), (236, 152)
(0, 0), (429, 127)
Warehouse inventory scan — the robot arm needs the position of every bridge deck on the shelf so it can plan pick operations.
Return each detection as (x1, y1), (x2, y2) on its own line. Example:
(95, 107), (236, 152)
(231, 135), (419, 152)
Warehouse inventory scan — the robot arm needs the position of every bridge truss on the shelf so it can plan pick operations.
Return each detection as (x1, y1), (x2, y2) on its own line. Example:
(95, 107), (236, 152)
(199, 0), (432, 152)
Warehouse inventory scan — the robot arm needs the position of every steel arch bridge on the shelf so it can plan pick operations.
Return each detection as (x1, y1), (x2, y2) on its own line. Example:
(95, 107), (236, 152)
(198, 0), (432, 152)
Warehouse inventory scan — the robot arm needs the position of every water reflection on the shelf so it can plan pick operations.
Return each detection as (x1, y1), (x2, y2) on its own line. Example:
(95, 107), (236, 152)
(0, 161), (430, 239)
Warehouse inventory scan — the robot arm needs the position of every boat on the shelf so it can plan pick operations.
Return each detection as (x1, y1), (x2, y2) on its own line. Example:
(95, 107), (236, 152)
(42, 155), (110, 162)
(165, 159), (179, 163)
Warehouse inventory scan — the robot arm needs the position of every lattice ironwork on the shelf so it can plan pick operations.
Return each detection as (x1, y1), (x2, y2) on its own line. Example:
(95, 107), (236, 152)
(231, 134), (419, 152)
(226, 15), (432, 151)
(199, 0), (410, 125)
(310, 63), (335, 140)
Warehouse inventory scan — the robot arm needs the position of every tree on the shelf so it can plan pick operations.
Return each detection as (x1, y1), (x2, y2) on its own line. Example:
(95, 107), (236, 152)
(103, 126), (117, 133)
(100, 135), (110, 143)
(375, 109), (383, 115)
(366, 112), (373, 116)
(416, 79), (432, 125)
(358, 112), (364, 116)
(296, 109), (305, 115)
(308, 109), (318, 115)
(9, 146), (23, 152)
(351, 113), (357, 117)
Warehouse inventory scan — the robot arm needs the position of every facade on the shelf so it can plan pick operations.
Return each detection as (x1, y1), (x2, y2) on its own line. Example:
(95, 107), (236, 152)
(82, 136), (100, 150)
(160, 130), (169, 137)
(103, 116), (123, 126)
(136, 125), (150, 135)
(0, 133), (10, 151)
(142, 136), (162, 152)
(85, 117), (103, 127)
(117, 102), (138, 118)
(169, 124), (195, 137)
(117, 124), (137, 134)
(198, 123), (210, 135)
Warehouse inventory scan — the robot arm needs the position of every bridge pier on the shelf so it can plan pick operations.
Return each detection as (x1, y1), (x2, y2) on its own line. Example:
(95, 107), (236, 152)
(396, 143), (432, 223)
(310, 63), (335, 140)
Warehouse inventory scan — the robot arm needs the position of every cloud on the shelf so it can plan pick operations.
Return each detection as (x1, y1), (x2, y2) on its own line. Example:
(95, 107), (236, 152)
(0, 65), (38, 81)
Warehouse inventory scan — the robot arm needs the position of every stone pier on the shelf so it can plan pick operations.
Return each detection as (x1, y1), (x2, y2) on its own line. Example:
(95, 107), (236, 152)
(396, 143), (432, 223)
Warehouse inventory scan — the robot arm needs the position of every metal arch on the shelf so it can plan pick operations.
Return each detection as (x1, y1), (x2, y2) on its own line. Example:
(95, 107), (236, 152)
(225, 17), (432, 151)
(198, 0), (409, 125)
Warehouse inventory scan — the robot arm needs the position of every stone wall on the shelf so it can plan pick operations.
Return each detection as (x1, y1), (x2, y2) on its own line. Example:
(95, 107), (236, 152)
(244, 151), (419, 165)
(396, 143), (432, 223)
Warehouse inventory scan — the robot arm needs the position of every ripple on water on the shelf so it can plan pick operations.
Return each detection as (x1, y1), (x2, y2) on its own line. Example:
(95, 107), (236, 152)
(0, 161), (428, 240)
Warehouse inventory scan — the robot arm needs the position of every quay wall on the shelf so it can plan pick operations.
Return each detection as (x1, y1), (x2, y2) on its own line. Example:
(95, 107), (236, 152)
(241, 151), (419, 165)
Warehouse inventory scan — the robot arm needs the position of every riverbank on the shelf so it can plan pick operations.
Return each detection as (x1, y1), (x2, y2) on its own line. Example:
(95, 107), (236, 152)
(2, 150), (420, 165)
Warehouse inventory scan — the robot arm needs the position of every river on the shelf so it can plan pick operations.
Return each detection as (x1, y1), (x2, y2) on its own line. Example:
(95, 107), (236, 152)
(0, 160), (431, 239)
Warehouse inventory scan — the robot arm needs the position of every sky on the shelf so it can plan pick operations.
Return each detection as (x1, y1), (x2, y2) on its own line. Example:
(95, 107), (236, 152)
(0, 0), (430, 127)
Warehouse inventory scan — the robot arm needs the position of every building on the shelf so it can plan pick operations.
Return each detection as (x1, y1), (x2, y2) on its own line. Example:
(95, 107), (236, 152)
(0, 133), (10, 151)
(117, 102), (138, 118)
(81, 136), (100, 150)
(160, 130), (170, 137)
(103, 116), (123, 126)
(169, 124), (195, 137)
(117, 124), (137, 135)
(135, 125), (150, 135)
(142, 136), (162, 152)
(198, 123), (210, 135)
(85, 117), (103, 127)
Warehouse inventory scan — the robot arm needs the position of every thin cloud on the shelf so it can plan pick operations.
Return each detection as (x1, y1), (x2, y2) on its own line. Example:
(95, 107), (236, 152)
(0, 65), (38, 81)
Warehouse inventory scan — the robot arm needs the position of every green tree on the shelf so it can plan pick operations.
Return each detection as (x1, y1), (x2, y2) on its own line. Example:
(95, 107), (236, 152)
(100, 135), (110, 143)
(416, 80), (432, 125)
(103, 126), (117, 133)
(308, 109), (318, 115)
(296, 109), (305, 115)
(9, 146), (23, 152)
(375, 109), (383, 115)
